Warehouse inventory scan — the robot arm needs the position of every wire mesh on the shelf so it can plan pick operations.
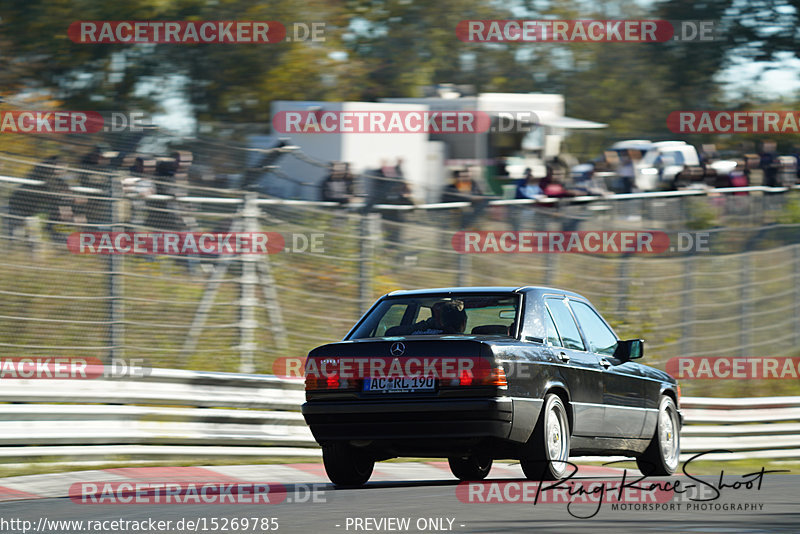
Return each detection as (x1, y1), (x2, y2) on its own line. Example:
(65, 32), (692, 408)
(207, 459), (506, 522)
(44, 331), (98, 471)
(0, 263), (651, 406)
(0, 125), (799, 398)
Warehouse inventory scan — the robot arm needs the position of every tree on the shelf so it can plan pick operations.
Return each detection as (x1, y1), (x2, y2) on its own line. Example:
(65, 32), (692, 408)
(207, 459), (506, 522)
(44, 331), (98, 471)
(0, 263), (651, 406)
(0, 0), (362, 127)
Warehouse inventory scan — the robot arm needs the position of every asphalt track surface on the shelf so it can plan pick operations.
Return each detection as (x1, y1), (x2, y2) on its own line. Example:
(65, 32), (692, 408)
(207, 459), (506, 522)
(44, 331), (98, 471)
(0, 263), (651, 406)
(1, 464), (798, 534)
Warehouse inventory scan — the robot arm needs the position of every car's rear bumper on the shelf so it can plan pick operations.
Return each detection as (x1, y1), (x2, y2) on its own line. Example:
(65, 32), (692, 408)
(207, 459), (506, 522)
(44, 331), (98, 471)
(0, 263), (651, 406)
(301, 397), (513, 442)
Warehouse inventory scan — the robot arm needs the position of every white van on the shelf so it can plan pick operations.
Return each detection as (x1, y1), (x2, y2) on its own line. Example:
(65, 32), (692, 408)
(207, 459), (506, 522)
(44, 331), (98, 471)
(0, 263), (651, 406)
(635, 141), (701, 191)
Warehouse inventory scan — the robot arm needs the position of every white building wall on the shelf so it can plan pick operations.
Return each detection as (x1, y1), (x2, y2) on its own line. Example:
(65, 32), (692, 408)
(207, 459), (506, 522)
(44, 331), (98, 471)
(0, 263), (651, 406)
(255, 101), (430, 202)
(339, 102), (430, 203)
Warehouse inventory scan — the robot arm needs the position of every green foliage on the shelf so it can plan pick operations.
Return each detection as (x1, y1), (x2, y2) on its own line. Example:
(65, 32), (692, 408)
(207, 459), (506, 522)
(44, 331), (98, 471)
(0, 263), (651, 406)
(685, 198), (719, 230)
(777, 193), (800, 224)
(1, 0), (361, 123)
(1, 0), (782, 148)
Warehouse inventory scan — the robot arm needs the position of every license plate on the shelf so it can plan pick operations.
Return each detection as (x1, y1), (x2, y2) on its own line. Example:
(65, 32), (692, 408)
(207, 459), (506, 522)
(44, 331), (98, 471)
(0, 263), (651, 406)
(363, 376), (436, 393)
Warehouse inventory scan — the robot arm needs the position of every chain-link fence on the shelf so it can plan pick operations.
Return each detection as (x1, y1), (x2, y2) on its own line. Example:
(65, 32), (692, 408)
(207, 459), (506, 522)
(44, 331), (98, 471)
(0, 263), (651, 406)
(2, 129), (800, 399)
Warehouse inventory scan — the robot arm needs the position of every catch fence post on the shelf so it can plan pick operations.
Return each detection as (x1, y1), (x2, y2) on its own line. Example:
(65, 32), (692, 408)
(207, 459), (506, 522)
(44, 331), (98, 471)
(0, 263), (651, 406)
(681, 254), (694, 358)
(239, 194), (260, 373)
(108, 171), (124, 363)
(358, 212), (378, 314)
(739, 253), (751, 359)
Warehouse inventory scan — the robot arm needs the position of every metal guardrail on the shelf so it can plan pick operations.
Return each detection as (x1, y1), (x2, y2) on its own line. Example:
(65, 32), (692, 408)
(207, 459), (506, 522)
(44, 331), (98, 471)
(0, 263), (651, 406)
(0, 369), (798, 463)
(0, 369), (314, 461)
(680, 396), (800, 461)
(0, 175), (105, 196)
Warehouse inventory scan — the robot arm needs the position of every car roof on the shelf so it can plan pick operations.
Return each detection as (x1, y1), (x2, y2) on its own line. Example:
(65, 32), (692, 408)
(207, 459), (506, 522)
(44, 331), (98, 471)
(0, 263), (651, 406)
(610, 140), (653, 150)
(651, 141), (689, 148)
(384, 286), (589, 300)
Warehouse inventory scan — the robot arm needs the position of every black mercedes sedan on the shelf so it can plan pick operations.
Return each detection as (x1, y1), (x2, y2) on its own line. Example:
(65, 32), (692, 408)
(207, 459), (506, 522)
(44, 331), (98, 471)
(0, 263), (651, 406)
(301, 286), (682, 487)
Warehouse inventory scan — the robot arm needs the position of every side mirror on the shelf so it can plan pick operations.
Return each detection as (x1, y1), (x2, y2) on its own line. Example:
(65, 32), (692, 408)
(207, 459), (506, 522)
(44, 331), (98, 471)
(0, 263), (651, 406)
(614, 339), (644, 361)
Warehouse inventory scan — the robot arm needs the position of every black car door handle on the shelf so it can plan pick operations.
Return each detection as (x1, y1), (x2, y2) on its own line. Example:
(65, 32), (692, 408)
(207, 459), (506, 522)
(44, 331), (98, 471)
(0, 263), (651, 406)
(599, 358), (612, 369)
(558, 351), (570, 363)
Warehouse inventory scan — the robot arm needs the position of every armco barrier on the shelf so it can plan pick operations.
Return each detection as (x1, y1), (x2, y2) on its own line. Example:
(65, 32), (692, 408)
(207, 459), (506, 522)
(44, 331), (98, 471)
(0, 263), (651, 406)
(680, 395), (800, 461)
(0, 369), (797, 463)
(0, 368), (314, 461)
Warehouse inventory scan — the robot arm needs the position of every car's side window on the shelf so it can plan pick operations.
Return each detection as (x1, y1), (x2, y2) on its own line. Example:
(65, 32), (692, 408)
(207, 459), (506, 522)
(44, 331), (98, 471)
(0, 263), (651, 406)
(543, 307), (561, 347)
(570, 301), (618, 356)
(545, 298), (585, 351)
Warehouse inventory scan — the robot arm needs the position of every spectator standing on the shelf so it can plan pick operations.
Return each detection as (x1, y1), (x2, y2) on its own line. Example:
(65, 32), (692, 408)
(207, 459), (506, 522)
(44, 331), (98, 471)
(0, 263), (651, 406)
(514, 168), (542, 199)
(759, 141), (780, 187)
(442, 169), (487, 229)
(618, 151), (635, 193)
(322, 162), (354, 204)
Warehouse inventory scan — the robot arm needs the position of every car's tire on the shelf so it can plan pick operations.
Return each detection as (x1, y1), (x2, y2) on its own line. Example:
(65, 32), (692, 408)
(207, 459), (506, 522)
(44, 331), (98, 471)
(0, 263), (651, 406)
(448, 453), (493, 481)
(521, 393), (571, 480)
(636, 396), (680, 476)
(322, 442), (375, 487)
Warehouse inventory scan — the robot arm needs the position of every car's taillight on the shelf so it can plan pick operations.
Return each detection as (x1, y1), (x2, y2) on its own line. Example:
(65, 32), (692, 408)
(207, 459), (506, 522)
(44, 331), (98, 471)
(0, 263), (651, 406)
(458, 369), (474, 386)
(305, 371), (351, 391)
(304, 374), (319, 390)
(485, 366), (508, 387)
(326, 371), (339, 389)
(451, 366), (507, 387)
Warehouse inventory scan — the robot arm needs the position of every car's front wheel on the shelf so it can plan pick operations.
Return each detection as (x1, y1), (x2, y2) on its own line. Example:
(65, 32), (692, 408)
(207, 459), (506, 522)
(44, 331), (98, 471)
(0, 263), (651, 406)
(448, 453), (493, 481)
(636, 395), (680, 476)
(322, 442), (375, 487)
(521, 393), (571, 480)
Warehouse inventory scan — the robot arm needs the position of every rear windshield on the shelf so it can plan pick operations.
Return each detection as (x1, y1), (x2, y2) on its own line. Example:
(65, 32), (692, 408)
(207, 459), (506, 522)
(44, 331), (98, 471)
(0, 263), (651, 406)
(348, 294), (520, 339)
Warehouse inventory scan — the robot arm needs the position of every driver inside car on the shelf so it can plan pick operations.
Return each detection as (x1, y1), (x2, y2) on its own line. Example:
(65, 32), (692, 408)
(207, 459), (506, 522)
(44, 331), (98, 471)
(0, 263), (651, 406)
(410, 300), (466, 335)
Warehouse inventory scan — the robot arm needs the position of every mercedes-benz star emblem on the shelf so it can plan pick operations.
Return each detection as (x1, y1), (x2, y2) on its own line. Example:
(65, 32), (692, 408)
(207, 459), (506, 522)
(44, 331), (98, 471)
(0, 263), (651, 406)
(390, 342), (406, 356)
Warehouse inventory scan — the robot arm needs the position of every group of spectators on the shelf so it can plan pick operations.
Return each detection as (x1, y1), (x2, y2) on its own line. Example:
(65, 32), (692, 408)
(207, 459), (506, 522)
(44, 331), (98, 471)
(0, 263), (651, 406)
(7, 146), (198, 243)
(693, 141), (800, 191)
(321, 158), (415, 208)
(324, 139), (800, 236)
(750, 141), (800, 188)
(315, 155), (599, 234)
(512, 162), (604, 201)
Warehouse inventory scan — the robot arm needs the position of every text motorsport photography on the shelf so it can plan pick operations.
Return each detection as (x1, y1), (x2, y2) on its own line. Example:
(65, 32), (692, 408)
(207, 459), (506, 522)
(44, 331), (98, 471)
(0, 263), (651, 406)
(457, 452), (783, 519)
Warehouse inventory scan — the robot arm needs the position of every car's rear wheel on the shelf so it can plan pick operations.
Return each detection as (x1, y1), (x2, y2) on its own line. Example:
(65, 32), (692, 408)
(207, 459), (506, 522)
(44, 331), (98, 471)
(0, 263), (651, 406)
(636, 396), (680, 476)
(521, 393), (570, 480)
(448, 453), (493, 481)
(322, 442), (374, 487)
